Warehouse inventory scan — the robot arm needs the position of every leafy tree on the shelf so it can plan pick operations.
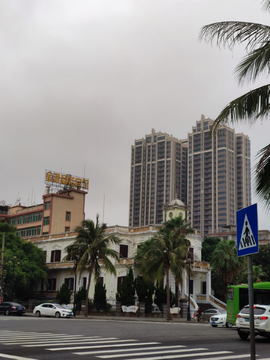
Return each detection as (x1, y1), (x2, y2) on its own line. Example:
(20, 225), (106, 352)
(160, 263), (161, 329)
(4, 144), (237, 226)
(253, 244), (270, 281)
(155, 284), (175, 309)
(199, 0), (270, 210)
(56, 283), (72, 304)
(134, 216), (193, 320)
(64, 215), (120, 317)
(211, 240), (246, 299)
(134, 276), (155, 306)
(0, 229), (48, 301)
(116, 267), (135, 306)
(94, 281), (107, 311)
(239, 264), (267, 284)
(202, 237), (221, 262)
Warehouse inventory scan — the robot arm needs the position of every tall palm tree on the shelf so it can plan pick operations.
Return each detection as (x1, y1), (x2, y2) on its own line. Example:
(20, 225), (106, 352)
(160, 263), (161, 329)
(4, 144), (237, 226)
(211, 240), (246, 286)
(65, 215), (120, 317)
(199, 0), (270, 210)
(161, 217), (195, 307)
(134, 216), (193, 320)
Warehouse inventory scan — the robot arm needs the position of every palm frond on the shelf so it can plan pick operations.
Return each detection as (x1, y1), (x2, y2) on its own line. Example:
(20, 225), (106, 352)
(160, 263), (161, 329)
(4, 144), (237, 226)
(255, 144), (270, 211)
(199, 22), (270, 51)
(235, 43), (270, 83)
(262, 0), (270, 11)
(210, 84), (270, 134)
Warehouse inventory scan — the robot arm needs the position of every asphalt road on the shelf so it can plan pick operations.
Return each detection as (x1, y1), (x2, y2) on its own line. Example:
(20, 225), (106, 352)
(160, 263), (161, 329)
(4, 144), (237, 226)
(0, 314), (269, 360)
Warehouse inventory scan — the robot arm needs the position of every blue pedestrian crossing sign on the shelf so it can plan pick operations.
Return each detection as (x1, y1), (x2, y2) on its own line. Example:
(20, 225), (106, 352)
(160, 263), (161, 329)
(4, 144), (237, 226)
(237, 204), (258, 257)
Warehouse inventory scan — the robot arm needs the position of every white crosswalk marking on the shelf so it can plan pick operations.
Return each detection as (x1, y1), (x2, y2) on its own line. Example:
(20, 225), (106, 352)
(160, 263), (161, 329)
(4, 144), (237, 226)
(73, 345), (186, 355)
(98, 347), (208, 358)
(0, 354), (38, 360)
(0, 330), (262, 360)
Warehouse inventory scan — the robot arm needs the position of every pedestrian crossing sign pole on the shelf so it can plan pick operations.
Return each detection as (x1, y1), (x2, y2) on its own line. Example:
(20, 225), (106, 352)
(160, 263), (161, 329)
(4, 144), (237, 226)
(237, 203), (258, 360)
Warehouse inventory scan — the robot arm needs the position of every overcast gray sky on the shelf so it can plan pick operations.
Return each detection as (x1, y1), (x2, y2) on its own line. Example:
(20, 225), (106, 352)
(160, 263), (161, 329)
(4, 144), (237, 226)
(1, 0), (270, 231)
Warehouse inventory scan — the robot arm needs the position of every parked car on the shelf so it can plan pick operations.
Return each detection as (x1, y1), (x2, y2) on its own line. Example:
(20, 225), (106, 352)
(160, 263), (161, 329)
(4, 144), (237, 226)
(210, 311), (229, 327)
(33, 303), (73, 318)
(236, 304), (270, 340)
(0, 302), (26, 316)
(202, 308), (226, 322)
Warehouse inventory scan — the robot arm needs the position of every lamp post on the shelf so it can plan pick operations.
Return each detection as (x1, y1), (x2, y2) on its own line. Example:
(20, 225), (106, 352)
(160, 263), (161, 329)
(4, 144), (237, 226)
(73, 256), (79, 317)
(186, 254), (193, 321)
(9, 254), (20, 301)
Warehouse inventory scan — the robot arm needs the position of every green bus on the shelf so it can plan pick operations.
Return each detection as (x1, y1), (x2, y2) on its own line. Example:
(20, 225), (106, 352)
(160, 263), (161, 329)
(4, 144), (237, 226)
(227, 282), (270, 326)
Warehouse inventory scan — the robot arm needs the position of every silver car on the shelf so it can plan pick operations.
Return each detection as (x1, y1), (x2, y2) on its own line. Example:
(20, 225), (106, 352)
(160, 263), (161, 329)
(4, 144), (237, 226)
(33, 303), (73, 318)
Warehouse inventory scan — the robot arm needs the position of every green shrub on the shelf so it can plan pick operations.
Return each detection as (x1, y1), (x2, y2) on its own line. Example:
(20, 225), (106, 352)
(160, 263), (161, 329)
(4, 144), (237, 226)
(56, 283), (72, 304)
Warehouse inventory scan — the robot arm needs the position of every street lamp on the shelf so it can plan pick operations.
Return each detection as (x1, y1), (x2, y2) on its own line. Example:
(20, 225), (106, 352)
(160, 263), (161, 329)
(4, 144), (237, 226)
(73, 256), (79, 317)
(186, 253), (193, 321)
(9, 254), (20, 301)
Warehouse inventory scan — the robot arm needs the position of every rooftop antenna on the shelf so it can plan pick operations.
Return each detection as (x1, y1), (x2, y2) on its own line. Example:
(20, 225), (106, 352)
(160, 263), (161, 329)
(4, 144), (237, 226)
(103, 194), (105, 224)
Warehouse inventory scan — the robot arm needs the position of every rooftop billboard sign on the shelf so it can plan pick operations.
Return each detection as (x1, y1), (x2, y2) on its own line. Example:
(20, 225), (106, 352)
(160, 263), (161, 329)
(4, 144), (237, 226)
(45, 170), (89, 193)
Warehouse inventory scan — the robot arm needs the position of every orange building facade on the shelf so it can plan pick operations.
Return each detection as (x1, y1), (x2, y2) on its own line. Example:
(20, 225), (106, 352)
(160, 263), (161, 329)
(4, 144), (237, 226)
(0, 189), (86, 237)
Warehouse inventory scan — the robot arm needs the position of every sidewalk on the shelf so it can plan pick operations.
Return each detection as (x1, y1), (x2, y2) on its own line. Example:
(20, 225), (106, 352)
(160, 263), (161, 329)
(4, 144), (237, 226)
(26, 311), (188, 322)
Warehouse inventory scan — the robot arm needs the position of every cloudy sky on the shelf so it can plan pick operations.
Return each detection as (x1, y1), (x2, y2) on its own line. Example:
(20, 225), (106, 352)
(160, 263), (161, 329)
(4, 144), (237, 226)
(1, 0), (270, 230)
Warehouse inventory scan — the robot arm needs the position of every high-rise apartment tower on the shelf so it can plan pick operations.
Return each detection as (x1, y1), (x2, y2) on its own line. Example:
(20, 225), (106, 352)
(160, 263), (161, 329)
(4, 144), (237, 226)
(188, 115), (251, 236)
(129, 129), (188, 227)
(129, 116), (251, 235)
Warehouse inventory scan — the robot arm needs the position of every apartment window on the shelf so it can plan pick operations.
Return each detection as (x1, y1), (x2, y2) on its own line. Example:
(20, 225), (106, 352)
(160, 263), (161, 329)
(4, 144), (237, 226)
(66, 212), (71, 221)
(43, 217), (50, 226)
(65, 278), (74, 290)
(51, 250), (61, 262)
(120, 244), (128, 258)
(45, 201), (51, 210)
(38, 212), (43, 221)
(65, 227), (70, 232)
(47, 278), (56, 291)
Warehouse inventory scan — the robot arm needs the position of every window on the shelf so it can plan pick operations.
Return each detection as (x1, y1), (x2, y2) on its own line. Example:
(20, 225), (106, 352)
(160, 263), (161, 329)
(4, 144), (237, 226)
(65, 278), (74, 290)
(120, 244), (128, 258)
(51, 250), (61, 262)
(66, 212), (71, 221)
(43, 217), (50, 226)
(47, 278), (56, 291)
(45, 201), (51, 210)
(65, 227), (70, 232)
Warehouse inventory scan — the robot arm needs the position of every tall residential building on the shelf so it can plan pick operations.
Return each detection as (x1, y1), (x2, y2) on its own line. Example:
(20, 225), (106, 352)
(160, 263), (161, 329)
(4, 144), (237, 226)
(129, 116), (251, 236)
(188, 115), (251, 236)
(129, 129), (188, 227)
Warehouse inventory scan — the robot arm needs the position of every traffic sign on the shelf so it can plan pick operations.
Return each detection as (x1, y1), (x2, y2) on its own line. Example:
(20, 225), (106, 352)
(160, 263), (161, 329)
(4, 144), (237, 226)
(237, 204), (258, 257)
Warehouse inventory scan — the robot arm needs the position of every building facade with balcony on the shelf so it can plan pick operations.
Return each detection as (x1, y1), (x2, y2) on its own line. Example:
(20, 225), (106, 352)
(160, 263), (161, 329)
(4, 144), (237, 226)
(28, 198), (211, 307)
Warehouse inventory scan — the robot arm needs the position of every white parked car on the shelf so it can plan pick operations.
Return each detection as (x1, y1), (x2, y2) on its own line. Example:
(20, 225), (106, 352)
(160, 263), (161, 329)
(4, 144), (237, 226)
(210, 311), (228, 327)
(33, 303), (73, 318)
(236, 304), (270, 340)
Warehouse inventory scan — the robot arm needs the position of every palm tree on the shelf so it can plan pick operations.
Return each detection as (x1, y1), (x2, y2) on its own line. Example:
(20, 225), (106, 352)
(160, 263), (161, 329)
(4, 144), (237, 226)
(65, 215), (120, 317)
(134, 216), (193, 320)
(161, 217), (195, 307)
(211, 240), (246, 286)
(199, 0), (270, 210)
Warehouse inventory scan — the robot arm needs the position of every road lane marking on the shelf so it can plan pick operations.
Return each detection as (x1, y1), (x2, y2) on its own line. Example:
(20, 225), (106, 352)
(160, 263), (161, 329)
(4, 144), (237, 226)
(0, 354), (38, 360)
(25, 339), (137, 348)
(98, 348), (208, 358)
(48, 341), (159, 351)
(195, 356), (251, 360)
(73, 345), (186, 355)
(127, 351), (232, 360)
(4, 337), (117, 345)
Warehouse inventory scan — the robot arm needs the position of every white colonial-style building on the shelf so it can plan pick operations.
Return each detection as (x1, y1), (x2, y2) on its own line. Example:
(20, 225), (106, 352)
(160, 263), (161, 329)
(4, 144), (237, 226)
(29, 197), (213, 309)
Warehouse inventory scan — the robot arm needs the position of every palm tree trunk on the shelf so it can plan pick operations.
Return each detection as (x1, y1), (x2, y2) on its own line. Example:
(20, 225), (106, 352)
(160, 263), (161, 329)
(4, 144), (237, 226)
(85, 262), (94, 317)
(166, 266), (172, 321)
